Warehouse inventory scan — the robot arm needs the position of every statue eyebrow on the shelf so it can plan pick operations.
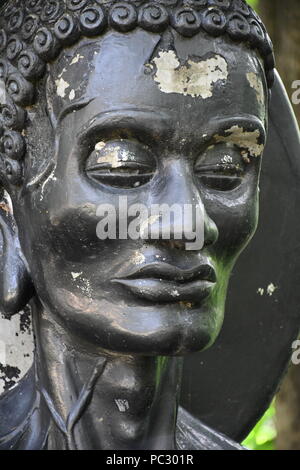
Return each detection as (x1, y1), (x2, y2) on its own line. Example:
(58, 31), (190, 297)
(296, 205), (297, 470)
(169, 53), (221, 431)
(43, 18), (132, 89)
(76, 107), (172, 140)
(211, 116), (266, 143)
(57, 97), (95, 126)
(208, 116), (266, 159)
(58, 97), (172, 126)
(58, 101), (266, 153)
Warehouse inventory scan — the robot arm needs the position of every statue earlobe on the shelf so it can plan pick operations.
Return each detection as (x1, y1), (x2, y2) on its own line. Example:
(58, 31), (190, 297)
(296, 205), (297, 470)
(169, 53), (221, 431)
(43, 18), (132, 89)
(0, 205), (34, 317)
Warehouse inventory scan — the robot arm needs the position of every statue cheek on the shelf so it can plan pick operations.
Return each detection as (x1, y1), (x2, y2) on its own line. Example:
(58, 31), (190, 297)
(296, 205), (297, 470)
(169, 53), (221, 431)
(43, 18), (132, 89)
(48, 205), (100, 246)
(208, 188), (259, 261)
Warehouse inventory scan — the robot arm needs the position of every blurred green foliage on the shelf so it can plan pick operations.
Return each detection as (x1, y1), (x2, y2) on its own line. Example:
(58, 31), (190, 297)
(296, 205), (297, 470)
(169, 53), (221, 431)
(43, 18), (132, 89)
(248, 0), (259, 8)
(242, 402), (276, 450)
(247, 0), (259, 9)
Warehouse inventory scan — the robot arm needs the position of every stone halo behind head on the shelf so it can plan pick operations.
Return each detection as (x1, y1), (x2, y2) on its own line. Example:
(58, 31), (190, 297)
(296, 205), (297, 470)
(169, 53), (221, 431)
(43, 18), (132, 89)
(0, 0), (274, 186)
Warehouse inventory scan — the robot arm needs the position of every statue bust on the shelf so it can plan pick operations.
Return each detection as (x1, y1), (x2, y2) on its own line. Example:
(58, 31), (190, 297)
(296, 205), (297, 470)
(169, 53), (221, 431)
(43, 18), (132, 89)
(0, 0), (276, 450)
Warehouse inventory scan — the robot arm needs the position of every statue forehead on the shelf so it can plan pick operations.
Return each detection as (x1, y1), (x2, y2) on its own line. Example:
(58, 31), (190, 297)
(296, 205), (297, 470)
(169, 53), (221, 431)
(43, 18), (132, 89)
(0, 1), (272, 189)
(49, 29), (266, 125)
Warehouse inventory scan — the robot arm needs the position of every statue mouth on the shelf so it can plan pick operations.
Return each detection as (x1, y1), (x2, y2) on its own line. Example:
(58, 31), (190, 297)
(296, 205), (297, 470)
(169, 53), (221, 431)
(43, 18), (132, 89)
(111, 262), (216, 303)
(111, 278), (214, 303)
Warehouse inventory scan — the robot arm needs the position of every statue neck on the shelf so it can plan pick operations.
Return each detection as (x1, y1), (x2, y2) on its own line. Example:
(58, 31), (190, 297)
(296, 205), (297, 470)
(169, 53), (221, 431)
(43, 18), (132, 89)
(33, 301), (182, 450)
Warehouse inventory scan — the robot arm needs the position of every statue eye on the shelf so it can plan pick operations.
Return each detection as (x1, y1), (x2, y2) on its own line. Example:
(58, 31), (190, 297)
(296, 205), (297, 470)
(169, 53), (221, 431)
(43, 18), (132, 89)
(195, 162), (244, 191)
(197, 169), (243, 191)
(86, 140), (156, 189)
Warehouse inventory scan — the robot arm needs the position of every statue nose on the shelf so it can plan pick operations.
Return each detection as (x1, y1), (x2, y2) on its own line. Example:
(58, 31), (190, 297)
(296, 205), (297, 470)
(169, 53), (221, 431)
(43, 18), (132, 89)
(147, 160), (218, 249)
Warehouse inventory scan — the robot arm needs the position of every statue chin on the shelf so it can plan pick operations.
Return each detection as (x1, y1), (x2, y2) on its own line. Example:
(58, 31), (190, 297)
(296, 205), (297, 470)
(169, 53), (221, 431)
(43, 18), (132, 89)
(0, 0), (276, 451)
(32, 288), (225, 356)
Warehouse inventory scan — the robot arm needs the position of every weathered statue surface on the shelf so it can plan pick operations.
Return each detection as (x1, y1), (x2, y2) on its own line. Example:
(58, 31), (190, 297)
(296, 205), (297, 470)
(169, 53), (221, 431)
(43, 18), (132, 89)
(0, 0), (275, 450)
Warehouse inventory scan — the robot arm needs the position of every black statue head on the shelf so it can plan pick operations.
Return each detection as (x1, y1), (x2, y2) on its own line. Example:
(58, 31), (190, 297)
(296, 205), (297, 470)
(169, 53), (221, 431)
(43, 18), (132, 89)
(0, 0), (274, 356)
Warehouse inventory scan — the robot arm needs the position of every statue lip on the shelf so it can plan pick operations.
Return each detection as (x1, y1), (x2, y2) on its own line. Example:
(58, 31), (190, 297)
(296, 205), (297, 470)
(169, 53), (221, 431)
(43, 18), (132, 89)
(111, 278), (214, 303)
(111, 262), (216, 303)
(113, 262), (217, 284)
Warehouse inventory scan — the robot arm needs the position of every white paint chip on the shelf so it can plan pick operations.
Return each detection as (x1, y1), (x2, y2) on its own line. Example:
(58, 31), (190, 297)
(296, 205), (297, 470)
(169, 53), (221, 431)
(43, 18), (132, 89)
(58, 67), (67, 79)
(71, 272), (82, 280)
(152, 50), (228, 99)
(133, 252), (145, 265)
(55, 78), (70, 98)
(247, 72), (265, 106)
(115, 399), (129, 413)
(214, 125), (264, 158)
(257, 284), (278, 297)
(96, 146), (133, 168)
(69, 89), (75, 101)
(80, 278), (93, 298)
(70, 54), (84, 65)
(0, 313), (34, 396)
(95, 141), (106, 151)
(222, 155), (233, 164)
(267, 283), (277, 296)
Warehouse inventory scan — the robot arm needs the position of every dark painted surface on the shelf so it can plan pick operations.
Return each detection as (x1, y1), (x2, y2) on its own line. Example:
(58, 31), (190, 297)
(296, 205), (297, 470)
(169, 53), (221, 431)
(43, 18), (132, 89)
(182, 73), (300, 441)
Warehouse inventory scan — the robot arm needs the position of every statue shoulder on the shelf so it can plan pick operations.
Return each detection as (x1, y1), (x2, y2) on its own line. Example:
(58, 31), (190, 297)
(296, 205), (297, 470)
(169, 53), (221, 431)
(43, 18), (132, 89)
(176, 407), (244, 451)
(0, 367), (49, 450)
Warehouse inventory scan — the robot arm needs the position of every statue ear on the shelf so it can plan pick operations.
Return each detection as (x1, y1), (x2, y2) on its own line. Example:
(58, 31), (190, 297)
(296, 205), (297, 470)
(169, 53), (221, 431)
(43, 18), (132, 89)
(0, 202), (34, 317)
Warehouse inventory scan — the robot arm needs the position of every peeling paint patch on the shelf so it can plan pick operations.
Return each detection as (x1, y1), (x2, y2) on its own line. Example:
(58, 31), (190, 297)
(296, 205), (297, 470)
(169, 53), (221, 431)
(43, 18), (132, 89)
(55, 77), (70, 98)
(222, 155), (233, 164)
(20, 306), (32, 333)
(97, 148), (123, 168)
(214, 125), (264, 159)
(115, 398), (129, 413)
(96, 146), (135, 168)
(257, 283), (278, 297)
(151, 50), (228, 99)
(133, 252), (145, 265)
(267, 283), (277, 296)
(0, 311), (34, 395)
(95, 141), (106, 151)
(80, 278), (93, 298)
(58, 67), (67, 79)
(0, 363), (21, 392)
(247, 72), (265, 106)
(72, 272), (82, 280)
(69, 89), (75, 101)
(70, 54), (84, 65)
